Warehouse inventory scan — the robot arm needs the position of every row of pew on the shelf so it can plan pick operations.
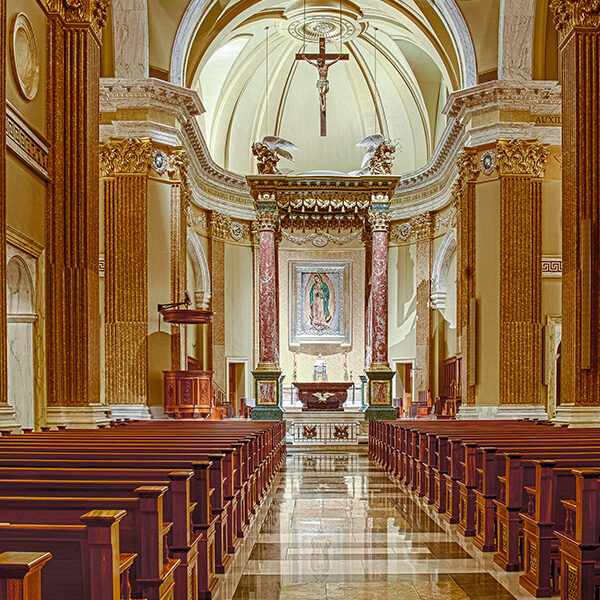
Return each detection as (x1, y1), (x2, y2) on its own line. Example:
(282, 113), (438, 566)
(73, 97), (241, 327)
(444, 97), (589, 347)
(0, 419), (286, 600)
(369, 419), (600, 600)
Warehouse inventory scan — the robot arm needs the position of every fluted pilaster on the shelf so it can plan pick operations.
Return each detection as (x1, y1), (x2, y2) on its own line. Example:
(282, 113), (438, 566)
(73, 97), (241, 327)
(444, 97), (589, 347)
(551, 0), (600, 406)
(100, 138), (152, 405)
(496, 139), (548, 405)
(46, 4), (107, 406)
(456, 149), (480, 406)
(169, 151), (189, 372)
(0, 0), (6, 405)
(413, 213), (433, 396)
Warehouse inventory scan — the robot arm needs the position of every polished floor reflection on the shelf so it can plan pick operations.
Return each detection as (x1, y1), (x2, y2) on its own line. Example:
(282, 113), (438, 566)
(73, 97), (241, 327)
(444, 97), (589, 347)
(219, 451), (534, 600)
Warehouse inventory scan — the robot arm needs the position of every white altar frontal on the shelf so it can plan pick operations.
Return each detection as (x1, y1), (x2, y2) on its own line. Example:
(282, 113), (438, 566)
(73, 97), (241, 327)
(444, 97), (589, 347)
(282, 385), (368, 446)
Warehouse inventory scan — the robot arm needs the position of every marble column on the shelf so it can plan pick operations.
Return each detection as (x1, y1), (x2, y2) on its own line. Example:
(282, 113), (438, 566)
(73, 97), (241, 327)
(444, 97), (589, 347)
(551, 1), (600, 424)
(0, 0), (6, 408)
(45, 5), (109, 426)
(455, 149), (480, 407)
(251, 200), (283, 420)
(100, 138), (152, 414)
(365, 204), (395, 420)
(496, 139), (548, 417)
(413, 213), (434, 398)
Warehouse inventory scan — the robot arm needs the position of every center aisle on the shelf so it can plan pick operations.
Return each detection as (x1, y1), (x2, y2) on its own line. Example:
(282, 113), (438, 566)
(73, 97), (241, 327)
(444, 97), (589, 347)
(220, 450), (533, 600)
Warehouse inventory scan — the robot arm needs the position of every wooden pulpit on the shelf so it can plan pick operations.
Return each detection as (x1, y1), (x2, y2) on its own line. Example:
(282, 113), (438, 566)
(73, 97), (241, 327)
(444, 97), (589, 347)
(161, 308), (214, 419)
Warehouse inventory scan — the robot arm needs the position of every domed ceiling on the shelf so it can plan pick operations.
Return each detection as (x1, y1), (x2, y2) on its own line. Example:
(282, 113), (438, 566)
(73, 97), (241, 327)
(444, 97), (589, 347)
(184, 0), (472, 176)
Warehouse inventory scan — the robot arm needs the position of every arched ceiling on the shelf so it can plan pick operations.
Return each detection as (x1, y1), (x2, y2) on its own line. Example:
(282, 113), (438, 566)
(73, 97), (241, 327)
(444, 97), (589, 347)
(178, 0), (474, 176)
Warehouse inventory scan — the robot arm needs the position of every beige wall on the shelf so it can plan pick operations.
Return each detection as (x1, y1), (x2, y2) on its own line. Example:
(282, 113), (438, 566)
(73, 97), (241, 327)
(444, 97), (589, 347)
(475, 179), (501, 405)
(147, 178), (173, 406)
(224, 242), (254, 361)
(389, 243), (417, 361)
(6, 0), (47, 135)
(6, 154), (45, 246)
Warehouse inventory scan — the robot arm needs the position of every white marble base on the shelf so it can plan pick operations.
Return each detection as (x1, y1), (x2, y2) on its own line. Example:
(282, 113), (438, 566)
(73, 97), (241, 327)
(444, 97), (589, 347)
(46, 404), (112, 429)
(0, 404), (21, 432)
(285, 409), (366, 446)
(106, 404), (152, 421)
(149, 406), (167, 419)
(457, 404), (548, 420)
(552, 404), (600, 427)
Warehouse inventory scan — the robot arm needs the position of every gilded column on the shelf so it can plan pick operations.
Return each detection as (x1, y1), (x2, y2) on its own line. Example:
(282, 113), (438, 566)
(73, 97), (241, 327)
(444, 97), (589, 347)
(208, 212), (227, 390)
(456, 149), (480, 406)
(251, 196), (283, 420)
(169, 151), (189, 372)
(551, 1), (600, 417)
(0, 0), (7, 406)
(413, 213), (434, 398)
(100, 138), (152, 408)
(365, 200), (396, 420)
(46, 1), (108, 418)
(496, 139), (548, 411)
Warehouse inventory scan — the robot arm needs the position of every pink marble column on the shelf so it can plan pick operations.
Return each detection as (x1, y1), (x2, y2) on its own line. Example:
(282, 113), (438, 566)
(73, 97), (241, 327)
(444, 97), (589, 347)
(369, 220), (390, 367)
(258, 225), (279, 367)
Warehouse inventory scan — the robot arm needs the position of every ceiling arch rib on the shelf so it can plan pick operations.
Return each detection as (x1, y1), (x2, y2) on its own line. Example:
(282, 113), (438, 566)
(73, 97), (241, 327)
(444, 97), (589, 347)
(185, 0), (473, 176)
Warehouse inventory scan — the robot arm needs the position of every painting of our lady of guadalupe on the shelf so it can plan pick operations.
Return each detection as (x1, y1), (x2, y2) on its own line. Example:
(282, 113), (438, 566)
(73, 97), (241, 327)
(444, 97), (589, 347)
(306, 273), (335, 331)
(289, 260), (351, 347)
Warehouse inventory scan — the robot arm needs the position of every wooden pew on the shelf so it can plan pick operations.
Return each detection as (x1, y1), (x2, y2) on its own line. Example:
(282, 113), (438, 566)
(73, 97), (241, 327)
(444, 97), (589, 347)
(0, 510), (129, 600)
(0, 552), (52, 600)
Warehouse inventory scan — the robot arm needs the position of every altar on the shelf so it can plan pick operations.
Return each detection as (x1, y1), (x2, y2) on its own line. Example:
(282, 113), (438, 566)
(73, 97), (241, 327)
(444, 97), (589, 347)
(295, 382), (352, 411)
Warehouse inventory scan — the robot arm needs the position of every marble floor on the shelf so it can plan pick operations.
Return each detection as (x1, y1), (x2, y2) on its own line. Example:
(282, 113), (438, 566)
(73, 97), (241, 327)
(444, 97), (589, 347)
(217, 450), (536, 600)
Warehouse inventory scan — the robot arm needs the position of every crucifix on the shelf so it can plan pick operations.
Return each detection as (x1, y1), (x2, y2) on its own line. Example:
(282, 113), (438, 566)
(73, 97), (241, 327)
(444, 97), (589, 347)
(295, 37), (349, 136)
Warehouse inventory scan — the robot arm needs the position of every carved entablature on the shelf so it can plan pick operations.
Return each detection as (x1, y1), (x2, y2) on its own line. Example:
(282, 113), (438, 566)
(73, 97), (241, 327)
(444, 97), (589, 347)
(99, 138), (152, 176)
(246, 175), (398, 233)
(496, 139), (549, 178)
(550, 0), (600, 43)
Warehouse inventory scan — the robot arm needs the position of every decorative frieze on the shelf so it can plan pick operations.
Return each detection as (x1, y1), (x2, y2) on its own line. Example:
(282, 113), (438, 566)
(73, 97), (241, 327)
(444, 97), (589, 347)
(6, 103), (49, 179)
(542, 256), (563, 277)
(409, 212), (433, 241)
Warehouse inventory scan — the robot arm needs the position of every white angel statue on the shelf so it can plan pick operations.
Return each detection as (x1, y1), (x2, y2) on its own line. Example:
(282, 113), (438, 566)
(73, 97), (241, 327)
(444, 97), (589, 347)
(354, 134), (396, 175)
(251, 136), (299, 175)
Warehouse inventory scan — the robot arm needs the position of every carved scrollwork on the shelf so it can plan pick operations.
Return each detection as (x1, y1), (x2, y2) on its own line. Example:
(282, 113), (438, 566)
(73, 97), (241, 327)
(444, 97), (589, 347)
(99, 138), (152, 176)
(456, 149), (480, 183)
(495, 139), (549, 178)
(256, 209), (280, 231)
(409, 212), (433, 241)
(368, 210), (390, 232)
(550, 0), (600, 41)
(210, 212), (232, 239)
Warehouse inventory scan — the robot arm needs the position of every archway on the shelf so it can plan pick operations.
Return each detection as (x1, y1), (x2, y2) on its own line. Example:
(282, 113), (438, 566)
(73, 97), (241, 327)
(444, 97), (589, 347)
(6, 255), (37, 430)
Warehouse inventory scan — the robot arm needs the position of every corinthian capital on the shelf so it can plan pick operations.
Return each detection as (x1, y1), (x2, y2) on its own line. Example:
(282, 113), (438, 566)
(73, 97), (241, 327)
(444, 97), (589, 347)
(456, 149), (480, 183)
(368, 210), (390, 232)
(550, 0), (600, 41)
(256, 209), (279, 231)
(496, 139), (549, 178)
(100, 138), (152, 176)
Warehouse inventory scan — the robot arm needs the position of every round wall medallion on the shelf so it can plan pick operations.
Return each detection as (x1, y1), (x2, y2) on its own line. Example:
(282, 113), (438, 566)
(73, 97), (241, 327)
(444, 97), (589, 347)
(11, 13), (40, 101)
(151, 150), (168, 174)
(312, 235), (328, 247)
(480, 150), (497, 175)
(230, 222), (244, 240)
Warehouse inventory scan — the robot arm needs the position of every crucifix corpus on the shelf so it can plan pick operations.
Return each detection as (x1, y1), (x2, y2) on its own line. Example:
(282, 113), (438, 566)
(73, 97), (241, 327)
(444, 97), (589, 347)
(295, 37), (349, 137)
